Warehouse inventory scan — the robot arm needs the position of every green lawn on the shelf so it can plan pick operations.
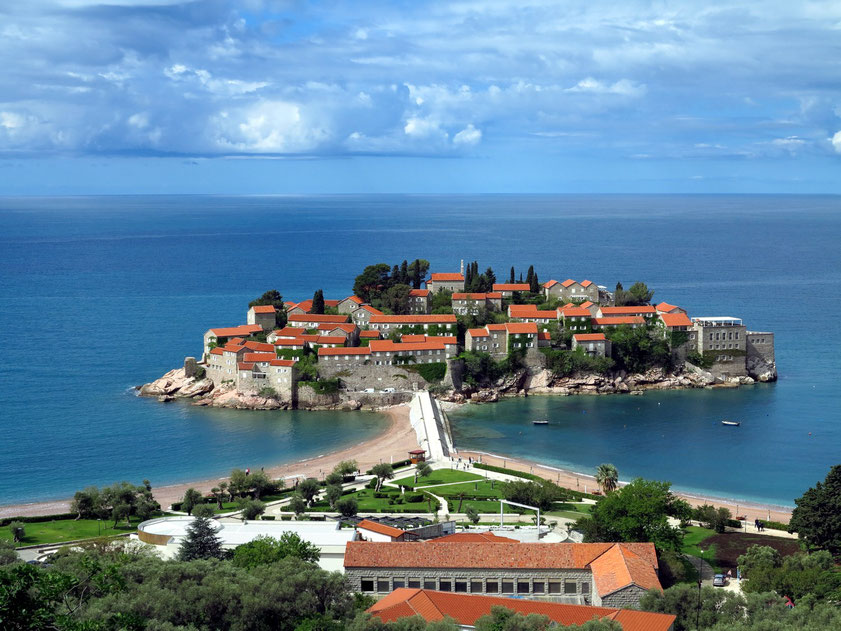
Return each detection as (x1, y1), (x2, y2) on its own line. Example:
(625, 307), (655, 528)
(307, 488), (436, 514)
(435, 480), (507, 499)
(545, 502), (593, 520)
(0, 518), (138, 547)
(392, 469), (484, 489)
(681, 526), (718, 566)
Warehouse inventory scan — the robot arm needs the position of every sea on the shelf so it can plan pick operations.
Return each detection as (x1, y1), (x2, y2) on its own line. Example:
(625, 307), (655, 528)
(1, 195), (839, 508)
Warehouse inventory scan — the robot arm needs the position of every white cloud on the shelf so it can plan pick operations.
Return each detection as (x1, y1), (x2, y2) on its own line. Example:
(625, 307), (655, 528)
(0, 112), (26, 130)
(211, 100), (330, 153)
(403, 117), (446, 139)
(832, 131), (841, 154)
(566, 78), (646, 97)
(453, 124), (481, 146)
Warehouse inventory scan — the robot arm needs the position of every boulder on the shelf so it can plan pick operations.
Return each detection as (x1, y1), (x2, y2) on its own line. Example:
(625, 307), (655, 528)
(343, 399), (363, 410)
(178, 378), (215, 398)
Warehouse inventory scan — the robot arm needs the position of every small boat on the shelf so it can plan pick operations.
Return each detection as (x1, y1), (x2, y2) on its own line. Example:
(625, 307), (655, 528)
(721, 420), (741, 426)
(533, 419), (549, 425)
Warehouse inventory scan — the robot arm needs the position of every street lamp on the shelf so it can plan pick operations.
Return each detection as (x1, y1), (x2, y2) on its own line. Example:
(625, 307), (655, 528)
(696, 578), (702, 630)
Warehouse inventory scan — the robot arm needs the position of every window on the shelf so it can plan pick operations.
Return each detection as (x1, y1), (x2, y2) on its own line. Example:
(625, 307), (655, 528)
(455, 581), (468, 593)
(533, 581), (545, 594)
(439, 580), (452, 592)
(393, 579), (405, 589)
(501, 581), (514, 594)
(377, 579), (390, 592)
(581, 582), (590, 594)
(470, 581), (483, 593)
(361, 579), (375, 592)
(517, 581), (529, 594)
(548, 582), (562, 594)
(486, 580), (499, 593)
(408, 579), (421, 589)
(565, 581), (577, 594)
(423, 579), (436, 590)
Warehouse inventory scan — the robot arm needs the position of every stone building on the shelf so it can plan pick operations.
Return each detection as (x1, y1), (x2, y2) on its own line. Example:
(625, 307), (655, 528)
(203, 324), (263, 357)
(338, 295), (364, 314)
(559, 306), (593, 333)
(597, 305), (657, 320)
(691, 317), (748, 379)
(206, 344), (246, 384)
(572, 333), (611, 358)
(544, 279), (599, 304)
(287, 313), (350, 329)
(408, 289), (431, 314)
(369, 314), (457, 334)
(352, 305), (384, 328)
(591, 316), (645, 331)
(247, 305), (277, 330)
(655, 301), (686, 315)
(426, 273), (465, 293)
(508, 304), (559, 324)
(465, 324), (508, 358)
(367, 589), (676, 631)
(236, 353), (298, 401)
(746, 331), (776, 381)
(344, 541), (661, 608)
(452, 292), (503, 315)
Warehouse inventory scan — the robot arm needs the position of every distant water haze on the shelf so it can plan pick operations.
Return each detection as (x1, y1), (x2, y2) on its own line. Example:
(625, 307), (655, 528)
(0, 194), (839, 505)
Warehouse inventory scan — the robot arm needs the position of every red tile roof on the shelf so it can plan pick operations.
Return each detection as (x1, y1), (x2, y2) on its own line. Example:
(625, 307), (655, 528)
(315, 336), (346, 345)
(209, 347), (224, 356)
(357, 519), (405, 539)
(543, 279), (559, 288)
(561, 279), (578, 287)
(251, 305), (276, 314)
(493, 283), (531, 291)
(243, 352), (276, 363)
(453, 292), (498, 300)
(288, 314), (349, 324)
(574, 333), (607, 341)
(468, 328), (489, 337)
(242, 341), (274, 352)
(270, 359), (295, 367)
(560, 306), (592, 317)
(318, 323), (357, 333)
(400, 334), (427, 343)
(318, 347), (371, 356)
(221, 345), (246, 354)
(370, 314), (457, 324)
(369, 339), (447, 353)
(580, 301), (595, 309)
(343, 295), (364, 304)
(655, 301), (680, 312)
(508, 304), (538, 314)
(510, 307), (559, 319)
(274, 327), (307, 338)
(359, 330), (381, 339)
(430, 273), (464, 282)
(433, 532), (518, 543)
(593, 316), (645, 326)
(581, 280), (593, 288)
(209, 324), (263, 337)
(359, 305), (384, 315)
(588, 543), (663, 596)
(660, 312), (693, 327)
(436, 335), (458, 344)
(409, 289), (430, 297)
(237, 362), (254, 370)
(487, 324), (507, 331)
(505, 322), (539, 334)
(599, 306), (657, 315)
(368, 589), (675, 631)
(538, 331), (551, 340)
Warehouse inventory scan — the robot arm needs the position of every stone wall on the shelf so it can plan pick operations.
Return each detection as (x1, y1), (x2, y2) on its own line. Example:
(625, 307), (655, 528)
(746, 332), (776, 381)
(318, 362), (444, 392)
(599, 584), (648, 608)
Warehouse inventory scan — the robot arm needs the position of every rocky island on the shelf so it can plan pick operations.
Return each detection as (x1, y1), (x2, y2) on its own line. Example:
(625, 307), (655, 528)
(140, 259), (776, 410)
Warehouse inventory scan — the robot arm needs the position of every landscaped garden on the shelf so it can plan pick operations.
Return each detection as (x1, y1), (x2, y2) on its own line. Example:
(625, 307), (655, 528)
(307, 487), (439, 514)
(391, 469), (484, 488)
(0, 517), (140, 547)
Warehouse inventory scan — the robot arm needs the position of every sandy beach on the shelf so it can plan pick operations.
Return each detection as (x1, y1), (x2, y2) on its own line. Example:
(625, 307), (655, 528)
(0, 405), (418, 519)
(457, 449), (793, 525)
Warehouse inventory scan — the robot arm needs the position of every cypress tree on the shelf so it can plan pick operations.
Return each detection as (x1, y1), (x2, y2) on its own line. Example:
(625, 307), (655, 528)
(400, 260), (409, 285)
(311, 289), (325, 314)
(178, 514), (224, 561)
(530, 271), (540, 294)
(509, 267), (515, 283)
(412, 259), (422, 289)
(485, 267), (496, 288)
(391, 264), (400, 286)
(526, 265), (535, 286)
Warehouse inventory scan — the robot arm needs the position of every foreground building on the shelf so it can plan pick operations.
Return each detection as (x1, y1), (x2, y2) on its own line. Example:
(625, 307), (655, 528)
(367, 589), (676, 631)
(344, 541), (662, 608)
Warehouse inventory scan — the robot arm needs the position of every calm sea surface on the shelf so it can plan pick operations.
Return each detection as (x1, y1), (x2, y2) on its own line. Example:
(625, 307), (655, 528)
(1, 195), (839, 506)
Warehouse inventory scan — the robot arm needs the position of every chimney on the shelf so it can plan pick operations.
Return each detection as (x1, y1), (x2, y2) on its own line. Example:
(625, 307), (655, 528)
(460, 259), (464, 275)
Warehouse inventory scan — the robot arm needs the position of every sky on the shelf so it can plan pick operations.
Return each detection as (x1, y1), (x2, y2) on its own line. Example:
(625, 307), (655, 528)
(0, 0), (840, 194)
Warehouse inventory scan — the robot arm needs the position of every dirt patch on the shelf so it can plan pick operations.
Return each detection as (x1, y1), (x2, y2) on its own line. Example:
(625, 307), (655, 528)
(699, 533), (801, 571)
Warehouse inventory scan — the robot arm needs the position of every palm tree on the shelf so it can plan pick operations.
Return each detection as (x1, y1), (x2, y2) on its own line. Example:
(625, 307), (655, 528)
(595, 463), (619, 495)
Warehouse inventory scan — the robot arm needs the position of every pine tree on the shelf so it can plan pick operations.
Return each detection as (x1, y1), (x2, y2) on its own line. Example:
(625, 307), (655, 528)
(518, 272), (523, 283)
(400, 260), (409, 285)
(464, 262), (473, 291)
(311, 289), (325, 314)
(485, 267), (496, 288)
(526, 265), (535, 286)
(412, 259), (422, 289)
(178, 514), (224, 561)
(391, 264), (400, 286)
(509, 267), (515, 283)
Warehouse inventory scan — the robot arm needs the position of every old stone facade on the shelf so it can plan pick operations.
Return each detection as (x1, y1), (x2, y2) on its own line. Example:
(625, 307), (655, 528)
(426, 273), (465, 293)
(452, 292), (503, 315)
(692, 317), (748, 379)
(247, 305), (277, 330)
(544, 279), (600, 304)
(408, 289), (431, 314)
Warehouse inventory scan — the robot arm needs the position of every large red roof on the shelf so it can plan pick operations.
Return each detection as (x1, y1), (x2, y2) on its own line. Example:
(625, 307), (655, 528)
(208, 324), (263, 337)
(493, 283), (530, 291)
(600, 306), (656, 315)
(369, 339), (447, 353)
(288, 313), (349, 324)
(505, 322), (538, 334)
(574, 333), (607, 341)
(660, 312), (693, 327)
(430, 273), (464, 281)
(561, 307), (593, 317)
(357, 519), (405, 539)
(368, 589), (675, 631)
(243, 352), (276, 363)
(409, 289), (430, 297)
(318, 347), (371, 356)
(250, 305), (276, 314)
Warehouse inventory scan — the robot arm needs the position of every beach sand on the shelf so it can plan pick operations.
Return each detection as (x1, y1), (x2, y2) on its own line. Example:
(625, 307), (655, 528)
(0, 404), (418, 519)
(457, 449), (793, 525)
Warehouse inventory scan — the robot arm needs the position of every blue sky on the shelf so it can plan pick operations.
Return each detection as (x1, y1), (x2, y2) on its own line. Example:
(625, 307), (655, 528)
(1, 0), (840, 194)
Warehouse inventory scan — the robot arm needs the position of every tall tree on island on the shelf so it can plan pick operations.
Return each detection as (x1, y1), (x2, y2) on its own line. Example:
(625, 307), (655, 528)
(311, 289), (325, 314)
(400, 260), (409, 285)
(178, 511), (224, 561)
(485, 267), (496, 289)
(250, 289), (287, 328)
(509, 266), (515, 283)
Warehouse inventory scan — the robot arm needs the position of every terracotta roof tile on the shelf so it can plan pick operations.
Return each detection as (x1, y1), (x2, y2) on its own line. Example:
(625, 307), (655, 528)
(409, 289), (430, 297)
(599, 306), (656, 315)
(593, 316), (645, 326)
(561, 279), (577, 287)
(343, 295), (364, 305)
(315, 336), (346, 344)
(317, 323), (357, 333)
(243, 352), (276, 363)
(357, 519), (405, 538)
(574, 333), (607, 341)
(209, 324), (263, 337)
(580, 301), (595, 309)
(505, 322), (538, 334)
(251, 305), (276, 314)
(560, 307), (592, 317)
(368, 589), (675, 631)
(359, 330), (381, 338)
(237, 362), (254, 370)
(660, 312), (693, 327)
(288, 313), (350, 324)
(242, 341), (274, 352)
(269, 359), (295, 367)
(370, 314), (456, 324)
(487, 324), (507, 331)
(543, 279), (559, 288)
(468, 328), (489, 337)
(369, 339), (447, 352)
(430, 273), (464, 281)
(581, 280), (593, 288)
(493, 283), (531, 291)
(318, 346), (371, 356)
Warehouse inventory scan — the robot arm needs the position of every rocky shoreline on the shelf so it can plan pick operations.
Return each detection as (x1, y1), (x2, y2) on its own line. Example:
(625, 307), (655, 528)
(139, 357), (776, 410)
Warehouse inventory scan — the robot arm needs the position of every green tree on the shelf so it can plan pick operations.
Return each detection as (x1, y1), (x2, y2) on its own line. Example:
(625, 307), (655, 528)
(694, 504), (732, 533)
(354, 263), (392, 303)
(71, 486), (102, 520)
(177, 513), (224, 561)
(325, 471), (344, 486)
(501, 480), (567, 511)
(606, 324), (671, 373)
(414, 462), (433, 482)
(312, 289), (326, 314)
(239, 499), (266, 520)
(9, 521), (25, 544)
(232, 533), (320, 568)
(789, 464), (841, 554)
(193, 504), (216, 519)
(336, 497), (359, 518)
(229, 468), (251, 498)
(298, 478), (322, 507)
(595, 463), (619, 495)
(381, 283), (413, 314)
(371, 463), (395, 491)
(181, 487), (204, 516)
(465, 506), (480, 525)
(509, 267), (515, 283)
(627, 282), (654, 305)
(250, 470), (280, 499)
(574, 477), (684, 551)
(289, 493), (308, 518)
(0, 540), (18, 566)
(325, 484), (344, 508)
(211, 486), (224, 510)
(639, 583), (747, 631)
(250, 289), (287, 328)
(334, 460), (359, 477)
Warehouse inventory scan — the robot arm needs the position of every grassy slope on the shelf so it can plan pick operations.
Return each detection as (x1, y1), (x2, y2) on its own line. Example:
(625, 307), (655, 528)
(392, 469), (484, 488)
(0, 519), (137, 547)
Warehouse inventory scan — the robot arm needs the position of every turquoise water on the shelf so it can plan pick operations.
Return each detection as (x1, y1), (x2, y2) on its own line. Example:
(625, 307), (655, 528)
(1, 195), (839, 506)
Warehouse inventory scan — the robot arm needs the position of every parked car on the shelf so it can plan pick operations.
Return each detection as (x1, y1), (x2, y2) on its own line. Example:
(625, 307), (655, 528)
(363, 388), (375, 393)
(713, 574), (727, 587)
(383, 387), (396, 393)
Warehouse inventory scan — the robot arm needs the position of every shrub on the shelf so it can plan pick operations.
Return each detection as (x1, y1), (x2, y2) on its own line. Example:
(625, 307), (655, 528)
(258, 386), (278, 399)
(261, 515), (276, 521)
(406, 362), (447, 383)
